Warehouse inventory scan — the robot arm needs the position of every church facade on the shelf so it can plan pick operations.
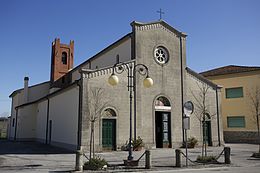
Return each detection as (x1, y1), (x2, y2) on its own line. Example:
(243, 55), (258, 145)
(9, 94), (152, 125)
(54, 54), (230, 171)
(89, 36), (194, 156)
(8, 20), (223, 151)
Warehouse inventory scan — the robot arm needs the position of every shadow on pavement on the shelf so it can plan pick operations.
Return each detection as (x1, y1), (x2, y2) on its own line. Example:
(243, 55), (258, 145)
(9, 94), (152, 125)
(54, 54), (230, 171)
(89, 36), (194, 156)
(0, 139), (74, 154)
(49, 171), (74, 173)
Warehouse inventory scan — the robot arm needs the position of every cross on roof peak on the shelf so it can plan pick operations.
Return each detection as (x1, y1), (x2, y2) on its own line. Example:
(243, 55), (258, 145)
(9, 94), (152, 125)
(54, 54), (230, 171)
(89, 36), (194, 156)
(157, 8), (165, 20)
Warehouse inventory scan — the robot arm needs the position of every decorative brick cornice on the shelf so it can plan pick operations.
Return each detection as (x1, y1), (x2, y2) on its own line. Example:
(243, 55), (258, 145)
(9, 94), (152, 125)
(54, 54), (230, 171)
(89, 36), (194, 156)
(80, 61), (135, 79)
(131, 20), (187, 39)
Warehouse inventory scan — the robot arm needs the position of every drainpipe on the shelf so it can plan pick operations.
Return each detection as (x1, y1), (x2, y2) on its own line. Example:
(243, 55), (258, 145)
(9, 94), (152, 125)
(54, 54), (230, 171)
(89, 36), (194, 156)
(45, 98), (50, 144)
(179, 35), (185, 144)
(215, 86), (221, 146)
(75, 76), (83, 172)
(14, 107), (18, 141)
(76, 78), (83, 150)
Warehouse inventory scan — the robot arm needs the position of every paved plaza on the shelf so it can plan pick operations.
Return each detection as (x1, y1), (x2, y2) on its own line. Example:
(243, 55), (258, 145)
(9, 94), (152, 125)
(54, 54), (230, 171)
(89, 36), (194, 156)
(0, 140), (260, 172)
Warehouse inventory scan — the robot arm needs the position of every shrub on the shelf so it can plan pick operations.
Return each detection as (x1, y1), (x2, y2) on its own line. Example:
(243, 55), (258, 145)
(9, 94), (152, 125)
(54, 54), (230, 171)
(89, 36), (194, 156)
(196, 155), (217, 163)
(83, 156), (107, 170)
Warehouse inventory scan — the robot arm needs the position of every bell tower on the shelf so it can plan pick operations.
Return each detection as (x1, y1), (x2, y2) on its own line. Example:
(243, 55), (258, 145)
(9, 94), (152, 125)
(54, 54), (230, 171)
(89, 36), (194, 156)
(50, 38), (74, 83)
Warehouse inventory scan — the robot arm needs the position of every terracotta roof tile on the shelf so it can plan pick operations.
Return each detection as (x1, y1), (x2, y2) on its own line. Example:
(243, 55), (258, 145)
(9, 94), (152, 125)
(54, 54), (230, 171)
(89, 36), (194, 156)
(200, 65), (260, 77)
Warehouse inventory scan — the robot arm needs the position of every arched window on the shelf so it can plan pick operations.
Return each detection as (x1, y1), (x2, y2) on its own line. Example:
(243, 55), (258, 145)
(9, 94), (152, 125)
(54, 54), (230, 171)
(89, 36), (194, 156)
(155, 96), (171, 106)
(155, 96), (171, 111)
(62, 52), (67, 64)
(103, 108), (116, 117)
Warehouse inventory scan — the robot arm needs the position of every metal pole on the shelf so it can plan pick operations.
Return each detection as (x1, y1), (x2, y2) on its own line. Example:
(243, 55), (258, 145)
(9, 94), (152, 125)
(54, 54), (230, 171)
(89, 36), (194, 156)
(128, 66), (133, 160)
(185, 128), (188, 167)
(111, 62), (150, 161)
(133, 61), (137, 141)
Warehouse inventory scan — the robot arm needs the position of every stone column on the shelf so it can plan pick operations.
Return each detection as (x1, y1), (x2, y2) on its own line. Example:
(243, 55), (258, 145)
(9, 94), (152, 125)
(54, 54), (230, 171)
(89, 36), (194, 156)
(175, 149), (181, 167)
(224, 147), (231, 164)
(145, 150), (151, 169)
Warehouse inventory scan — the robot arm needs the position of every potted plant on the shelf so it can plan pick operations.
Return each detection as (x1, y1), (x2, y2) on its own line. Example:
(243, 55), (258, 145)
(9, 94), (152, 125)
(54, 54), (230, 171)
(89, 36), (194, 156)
(182, 137), (198, 148)
(133, 136), (144, 151)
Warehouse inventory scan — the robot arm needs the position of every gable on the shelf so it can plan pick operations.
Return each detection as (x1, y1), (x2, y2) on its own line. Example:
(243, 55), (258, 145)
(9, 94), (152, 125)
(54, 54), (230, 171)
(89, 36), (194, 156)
(131, 20), (187, 38)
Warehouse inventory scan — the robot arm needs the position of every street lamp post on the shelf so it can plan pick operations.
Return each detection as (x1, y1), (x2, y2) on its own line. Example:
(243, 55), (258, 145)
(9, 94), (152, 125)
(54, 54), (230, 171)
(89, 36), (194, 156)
(183, 101), (194, 167)
(108, 62), (153, 161)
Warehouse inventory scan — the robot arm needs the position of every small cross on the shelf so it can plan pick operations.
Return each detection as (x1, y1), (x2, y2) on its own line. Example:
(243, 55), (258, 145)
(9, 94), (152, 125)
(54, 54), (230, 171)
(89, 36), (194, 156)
(157, 8), (165, 20)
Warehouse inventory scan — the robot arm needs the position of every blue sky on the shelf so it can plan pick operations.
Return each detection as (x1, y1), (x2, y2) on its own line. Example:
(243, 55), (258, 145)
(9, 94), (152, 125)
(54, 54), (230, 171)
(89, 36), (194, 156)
(0, 0), (259, 116)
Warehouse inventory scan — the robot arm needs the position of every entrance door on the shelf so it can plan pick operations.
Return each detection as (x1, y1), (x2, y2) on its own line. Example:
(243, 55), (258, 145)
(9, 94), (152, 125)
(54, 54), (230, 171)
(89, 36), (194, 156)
(205, 120), (212, 146)
(155, 112), (171, 148)
(203, 120), (212, 146)
(102, 119), (116, 150)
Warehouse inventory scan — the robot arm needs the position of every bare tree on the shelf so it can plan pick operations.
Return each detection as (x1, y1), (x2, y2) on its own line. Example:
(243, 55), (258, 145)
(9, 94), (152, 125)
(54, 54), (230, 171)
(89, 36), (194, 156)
(190, 82), (216, 157)
(87, 88), (108, 159)
(247, 85), (260, 153)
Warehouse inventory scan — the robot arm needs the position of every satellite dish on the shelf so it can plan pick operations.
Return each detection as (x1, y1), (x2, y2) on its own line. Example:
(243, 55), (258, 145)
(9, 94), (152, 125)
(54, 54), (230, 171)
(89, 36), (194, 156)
(183, 101), (194, 117)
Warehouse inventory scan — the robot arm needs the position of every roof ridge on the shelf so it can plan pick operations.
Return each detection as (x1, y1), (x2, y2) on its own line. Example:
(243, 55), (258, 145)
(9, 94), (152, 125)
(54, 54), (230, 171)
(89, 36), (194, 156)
(186, 67), (219, 89)
(200, 65), (260, 77)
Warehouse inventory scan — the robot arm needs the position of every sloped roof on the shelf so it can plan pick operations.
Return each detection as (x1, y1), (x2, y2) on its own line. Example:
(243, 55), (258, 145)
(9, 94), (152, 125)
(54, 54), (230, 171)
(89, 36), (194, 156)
(200, 65), (260, 77)
(70, 33), (132, 74)
(9, 81), (50, 98)
(15, 81), (78, 109)
(186, 67), (220, 89)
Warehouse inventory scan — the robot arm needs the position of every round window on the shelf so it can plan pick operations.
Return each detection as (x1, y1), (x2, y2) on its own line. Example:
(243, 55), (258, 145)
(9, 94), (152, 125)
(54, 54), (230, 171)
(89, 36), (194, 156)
(154, 46), (169, 64)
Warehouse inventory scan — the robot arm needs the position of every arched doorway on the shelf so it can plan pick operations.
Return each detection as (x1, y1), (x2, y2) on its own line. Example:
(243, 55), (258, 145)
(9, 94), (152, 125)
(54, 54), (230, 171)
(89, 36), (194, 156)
(154, 96), (172, 148)
(203, 114), (212, 146)
(102, 108), (116, 151)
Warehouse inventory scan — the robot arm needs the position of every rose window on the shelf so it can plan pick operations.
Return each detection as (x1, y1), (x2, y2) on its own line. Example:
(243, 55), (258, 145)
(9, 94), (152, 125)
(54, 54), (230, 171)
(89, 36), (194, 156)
(154, 47), (169, 64)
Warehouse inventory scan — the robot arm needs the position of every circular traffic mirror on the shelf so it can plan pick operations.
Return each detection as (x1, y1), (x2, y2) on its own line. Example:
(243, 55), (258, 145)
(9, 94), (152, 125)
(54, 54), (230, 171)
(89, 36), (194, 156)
(183, 101), (194, 117)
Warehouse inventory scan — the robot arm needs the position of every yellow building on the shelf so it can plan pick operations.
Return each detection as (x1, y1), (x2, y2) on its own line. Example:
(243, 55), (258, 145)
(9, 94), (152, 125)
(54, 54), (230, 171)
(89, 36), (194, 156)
(201, 65), (260, 143)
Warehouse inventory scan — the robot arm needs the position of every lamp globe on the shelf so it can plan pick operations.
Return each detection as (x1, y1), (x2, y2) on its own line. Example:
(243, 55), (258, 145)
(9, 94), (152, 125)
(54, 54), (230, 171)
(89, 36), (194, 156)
(143, 77), (153, 88)
(108, 74), (119, 86)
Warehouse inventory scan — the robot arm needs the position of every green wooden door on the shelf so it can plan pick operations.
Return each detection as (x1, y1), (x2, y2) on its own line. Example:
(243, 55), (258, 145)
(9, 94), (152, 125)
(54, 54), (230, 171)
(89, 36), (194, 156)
(203, 121), (212, 146)
(102, 119), (116, 150)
